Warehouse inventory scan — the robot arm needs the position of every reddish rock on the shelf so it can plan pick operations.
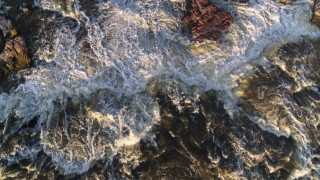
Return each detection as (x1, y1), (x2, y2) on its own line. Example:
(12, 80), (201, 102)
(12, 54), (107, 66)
(182, 0), (234, 42)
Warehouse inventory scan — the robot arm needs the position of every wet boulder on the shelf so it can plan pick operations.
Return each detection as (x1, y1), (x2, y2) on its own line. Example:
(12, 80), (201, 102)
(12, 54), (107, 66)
(277, 0), (293, 4)
(312, 0), (320, 26)
(182, 0), (234, 42)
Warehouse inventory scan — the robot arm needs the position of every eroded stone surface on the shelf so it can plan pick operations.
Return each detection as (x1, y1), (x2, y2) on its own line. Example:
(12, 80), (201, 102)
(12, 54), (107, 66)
(182, 0), (234, 42)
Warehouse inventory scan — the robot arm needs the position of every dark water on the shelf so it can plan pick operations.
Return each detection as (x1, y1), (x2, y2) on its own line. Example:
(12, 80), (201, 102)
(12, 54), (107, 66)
(0, 0), (319, 179)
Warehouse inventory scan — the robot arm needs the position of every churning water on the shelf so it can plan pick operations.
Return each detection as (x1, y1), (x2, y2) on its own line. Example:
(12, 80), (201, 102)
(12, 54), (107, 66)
(0, 0), (319, 179)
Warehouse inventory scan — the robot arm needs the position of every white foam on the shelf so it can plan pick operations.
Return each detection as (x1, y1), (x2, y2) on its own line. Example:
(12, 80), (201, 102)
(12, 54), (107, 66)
(0, 0), (319, 176)
(115, 133), (141, 147)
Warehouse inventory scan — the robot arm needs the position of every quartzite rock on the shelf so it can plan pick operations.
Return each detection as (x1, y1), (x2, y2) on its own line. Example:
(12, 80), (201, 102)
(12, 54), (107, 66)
(182, 0), (234, 42)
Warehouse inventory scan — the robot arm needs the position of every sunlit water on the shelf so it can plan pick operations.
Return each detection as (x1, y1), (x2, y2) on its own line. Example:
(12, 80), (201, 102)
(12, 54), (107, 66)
(0, 0), (319, 179)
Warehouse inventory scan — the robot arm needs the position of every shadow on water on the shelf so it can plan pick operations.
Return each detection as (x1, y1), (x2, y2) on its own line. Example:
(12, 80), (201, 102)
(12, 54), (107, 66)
(0, 29), (4, 52)
(0, 71), (27, 93)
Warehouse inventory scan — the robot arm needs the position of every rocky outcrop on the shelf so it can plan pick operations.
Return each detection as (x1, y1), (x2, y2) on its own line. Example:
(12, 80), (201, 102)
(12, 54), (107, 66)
(312, 0), (320, 26)
(277, 0), (293, 4)
(182, 0), (234, 42)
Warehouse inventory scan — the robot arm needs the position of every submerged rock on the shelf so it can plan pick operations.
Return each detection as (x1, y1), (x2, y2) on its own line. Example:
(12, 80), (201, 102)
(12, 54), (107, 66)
(182, 0), (234, 42)
(234, 40), (320, 178)
(236, 0), (249, 2)
(131, 79), (297, 179)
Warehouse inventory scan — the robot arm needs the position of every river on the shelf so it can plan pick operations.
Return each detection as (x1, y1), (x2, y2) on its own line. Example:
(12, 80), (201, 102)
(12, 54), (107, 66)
(0, 0), (319, 179)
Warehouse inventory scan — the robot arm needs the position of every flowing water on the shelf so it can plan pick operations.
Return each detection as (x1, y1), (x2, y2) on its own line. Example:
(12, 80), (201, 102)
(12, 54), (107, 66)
(0, 0), (319, 179)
